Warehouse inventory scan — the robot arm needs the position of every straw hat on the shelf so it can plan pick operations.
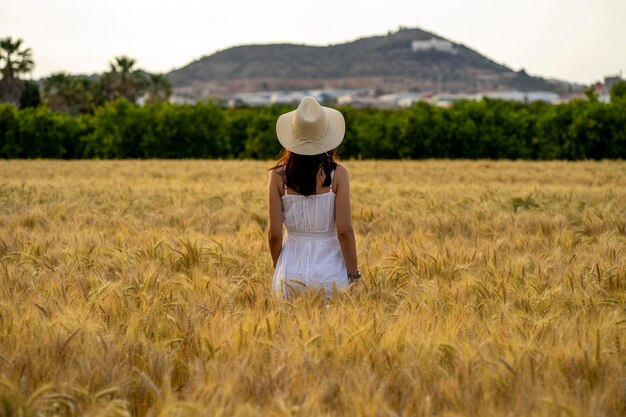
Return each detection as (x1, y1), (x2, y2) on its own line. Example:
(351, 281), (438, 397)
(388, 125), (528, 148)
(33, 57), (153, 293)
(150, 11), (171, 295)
(276, 96), (345, 155)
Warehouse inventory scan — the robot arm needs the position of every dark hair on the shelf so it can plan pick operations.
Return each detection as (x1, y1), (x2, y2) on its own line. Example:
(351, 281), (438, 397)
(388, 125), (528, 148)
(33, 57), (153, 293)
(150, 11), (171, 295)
(270, 148), (338, 196)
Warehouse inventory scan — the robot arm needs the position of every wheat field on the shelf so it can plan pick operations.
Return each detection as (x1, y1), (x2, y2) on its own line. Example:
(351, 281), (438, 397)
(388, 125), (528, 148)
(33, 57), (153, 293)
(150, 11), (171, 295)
(0, 160), (625, 417)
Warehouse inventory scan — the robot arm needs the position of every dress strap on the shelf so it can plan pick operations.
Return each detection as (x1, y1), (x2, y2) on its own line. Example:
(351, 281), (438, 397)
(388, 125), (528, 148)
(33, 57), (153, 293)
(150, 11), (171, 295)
(282, 170), (288, 195)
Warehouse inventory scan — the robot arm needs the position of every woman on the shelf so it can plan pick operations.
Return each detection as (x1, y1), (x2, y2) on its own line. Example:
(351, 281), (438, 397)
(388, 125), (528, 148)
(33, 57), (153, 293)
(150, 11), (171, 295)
(267, 96), (360, 299)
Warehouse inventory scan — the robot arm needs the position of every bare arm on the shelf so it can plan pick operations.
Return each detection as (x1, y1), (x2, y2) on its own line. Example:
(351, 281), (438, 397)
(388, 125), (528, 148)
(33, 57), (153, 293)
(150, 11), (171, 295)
(267, 170), (284, 267)
(334, 165), (358, 275)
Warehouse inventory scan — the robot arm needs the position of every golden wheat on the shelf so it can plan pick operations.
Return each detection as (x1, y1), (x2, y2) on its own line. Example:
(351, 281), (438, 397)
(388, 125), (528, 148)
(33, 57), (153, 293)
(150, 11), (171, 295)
(0, 159), (624, 417)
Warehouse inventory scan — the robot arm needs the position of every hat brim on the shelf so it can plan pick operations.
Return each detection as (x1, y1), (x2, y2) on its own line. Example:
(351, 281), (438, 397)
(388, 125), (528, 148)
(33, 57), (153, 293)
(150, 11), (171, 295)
(276, 107), (345, 155)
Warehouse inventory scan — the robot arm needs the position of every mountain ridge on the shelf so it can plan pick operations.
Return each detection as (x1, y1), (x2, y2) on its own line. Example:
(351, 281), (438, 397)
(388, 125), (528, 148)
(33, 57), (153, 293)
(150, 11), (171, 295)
(168, 27), (571, 98)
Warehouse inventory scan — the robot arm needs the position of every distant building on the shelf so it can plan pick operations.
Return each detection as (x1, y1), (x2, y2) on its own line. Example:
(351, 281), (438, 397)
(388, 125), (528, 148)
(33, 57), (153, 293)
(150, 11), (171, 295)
(136, 93), (148, 106)
(430, 93), (480, 107)
(337, 94), (393, 108)
(379, 92), (422, 107)
(169, 95), (196, 105)
(480, 91), (560, 103)
(270, 91), (308, 104)
(308, 89), (364, 101)
(604, 74), (623, 90)
(590, 73), (623, 98)
(481, 91), (526, 102)
(228, 92), (273, 107)
(411, 38), (455, 53)
(524, 91), (561, 103)
(226, 88), (377, 107)
(221, 87), (564, 108)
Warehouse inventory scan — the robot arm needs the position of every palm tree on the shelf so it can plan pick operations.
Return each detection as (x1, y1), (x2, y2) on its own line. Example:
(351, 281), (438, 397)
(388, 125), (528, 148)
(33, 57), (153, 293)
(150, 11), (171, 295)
(42, 72), (97, 113)
(73, 77), (97, 112)
(0, 37), (35, 104)
(42, 72), (74, 112)
(104, 55), (146, 103)
(42, 73), (99, 114)
(145, 73), (172, 104)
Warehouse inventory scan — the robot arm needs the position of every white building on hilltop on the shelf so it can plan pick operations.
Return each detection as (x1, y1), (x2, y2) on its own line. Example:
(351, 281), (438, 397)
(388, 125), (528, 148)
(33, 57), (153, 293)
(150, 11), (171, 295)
(412, 38), (456, 53)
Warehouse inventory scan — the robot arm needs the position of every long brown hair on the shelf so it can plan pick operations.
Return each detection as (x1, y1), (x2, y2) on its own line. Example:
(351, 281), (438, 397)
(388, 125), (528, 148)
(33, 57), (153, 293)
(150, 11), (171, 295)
(270, 149), (338, 196)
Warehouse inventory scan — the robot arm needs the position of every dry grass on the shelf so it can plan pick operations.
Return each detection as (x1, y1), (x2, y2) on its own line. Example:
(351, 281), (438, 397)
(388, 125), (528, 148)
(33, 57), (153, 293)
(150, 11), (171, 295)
(0, 159), (625, 417)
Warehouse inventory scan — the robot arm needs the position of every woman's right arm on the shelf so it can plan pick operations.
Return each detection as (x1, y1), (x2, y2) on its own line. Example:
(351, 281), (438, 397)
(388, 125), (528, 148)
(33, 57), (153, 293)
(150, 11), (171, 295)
(334, 165), (359, 277)
(267, 170), (284, 267)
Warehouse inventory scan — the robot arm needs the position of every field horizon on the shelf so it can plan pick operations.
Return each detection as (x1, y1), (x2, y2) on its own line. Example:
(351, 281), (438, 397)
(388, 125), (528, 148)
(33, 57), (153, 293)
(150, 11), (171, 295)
(0, 159), (625, 416)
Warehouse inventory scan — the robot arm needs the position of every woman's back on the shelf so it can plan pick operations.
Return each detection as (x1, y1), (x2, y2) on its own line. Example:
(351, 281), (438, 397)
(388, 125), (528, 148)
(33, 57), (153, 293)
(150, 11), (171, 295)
(282, 170), (336, 236)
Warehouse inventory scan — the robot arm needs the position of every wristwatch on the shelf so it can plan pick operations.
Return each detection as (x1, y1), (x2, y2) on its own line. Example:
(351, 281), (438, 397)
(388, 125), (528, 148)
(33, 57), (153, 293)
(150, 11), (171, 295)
(348, 269), (361, 283)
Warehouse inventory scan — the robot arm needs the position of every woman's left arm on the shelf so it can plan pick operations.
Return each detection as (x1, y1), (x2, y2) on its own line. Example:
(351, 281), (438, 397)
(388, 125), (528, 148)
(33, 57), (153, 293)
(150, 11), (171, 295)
(267, 170), (284, 267)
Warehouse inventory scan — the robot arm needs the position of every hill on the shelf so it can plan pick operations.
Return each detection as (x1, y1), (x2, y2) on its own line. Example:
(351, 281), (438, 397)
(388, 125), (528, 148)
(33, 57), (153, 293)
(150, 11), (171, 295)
(168, 27), (570, 98)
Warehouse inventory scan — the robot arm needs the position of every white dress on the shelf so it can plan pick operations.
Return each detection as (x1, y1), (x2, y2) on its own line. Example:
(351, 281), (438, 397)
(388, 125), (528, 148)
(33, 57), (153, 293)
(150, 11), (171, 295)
(272, 169), (349, 299)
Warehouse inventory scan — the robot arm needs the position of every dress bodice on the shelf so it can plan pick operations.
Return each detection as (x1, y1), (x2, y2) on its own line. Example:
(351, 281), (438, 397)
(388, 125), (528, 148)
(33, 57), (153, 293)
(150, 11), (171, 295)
(281, 191), (336, 237)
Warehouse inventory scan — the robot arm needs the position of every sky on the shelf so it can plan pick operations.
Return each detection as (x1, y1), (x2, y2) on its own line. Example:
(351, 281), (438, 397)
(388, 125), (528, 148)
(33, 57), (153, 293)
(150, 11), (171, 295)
(2, 0), (625, 85)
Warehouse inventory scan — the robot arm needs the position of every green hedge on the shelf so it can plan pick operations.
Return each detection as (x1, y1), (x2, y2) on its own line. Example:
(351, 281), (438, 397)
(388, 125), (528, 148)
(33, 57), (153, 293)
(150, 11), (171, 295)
(1, 97), (625, 159)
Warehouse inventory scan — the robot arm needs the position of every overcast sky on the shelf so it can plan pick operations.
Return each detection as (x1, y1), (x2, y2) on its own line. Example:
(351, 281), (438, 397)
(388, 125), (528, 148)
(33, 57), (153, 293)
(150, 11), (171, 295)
(2, 0), (625, 84)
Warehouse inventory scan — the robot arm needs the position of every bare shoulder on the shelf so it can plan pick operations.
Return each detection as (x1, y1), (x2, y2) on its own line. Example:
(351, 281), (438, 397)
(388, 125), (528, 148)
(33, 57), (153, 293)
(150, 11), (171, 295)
(268, 167), (285, 181)
(268, 168), (285, 195)
(333, 163), (350, 193)
(333, 163), (350, 181)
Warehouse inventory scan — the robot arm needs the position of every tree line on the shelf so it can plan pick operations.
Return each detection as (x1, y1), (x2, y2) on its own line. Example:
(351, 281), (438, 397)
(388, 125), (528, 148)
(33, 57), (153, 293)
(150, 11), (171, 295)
(1, 36), (625, 160)
(0, 37), (171, 113)
(1, 84), (625, 159)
